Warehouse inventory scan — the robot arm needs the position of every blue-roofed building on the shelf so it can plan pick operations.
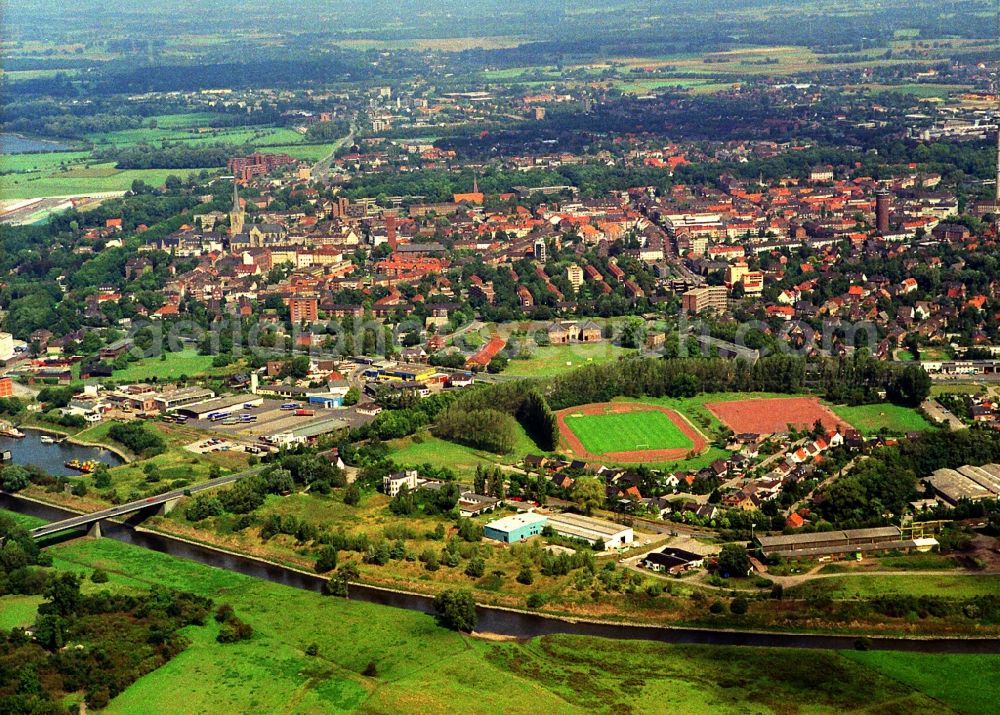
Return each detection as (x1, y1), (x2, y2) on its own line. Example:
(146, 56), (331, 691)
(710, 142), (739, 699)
(483, 513), (548, 544)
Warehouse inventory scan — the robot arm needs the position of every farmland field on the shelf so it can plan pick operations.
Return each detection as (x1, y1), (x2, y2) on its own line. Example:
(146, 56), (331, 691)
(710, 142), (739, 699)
(829, 403), (934, 436)
(705, 396), (851, 435)
(0, 165), (201, 199)
(556, 402), (706, 463)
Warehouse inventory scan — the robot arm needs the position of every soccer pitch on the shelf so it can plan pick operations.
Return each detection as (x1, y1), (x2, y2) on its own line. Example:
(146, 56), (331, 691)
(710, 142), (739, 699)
(564, 410), (694, 455)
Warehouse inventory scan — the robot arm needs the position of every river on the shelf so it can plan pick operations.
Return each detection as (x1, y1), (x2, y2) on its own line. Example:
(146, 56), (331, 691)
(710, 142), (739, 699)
(0, 133), (73, 154)
(0, 430), (124, 475)
(2, 493), (998, 653)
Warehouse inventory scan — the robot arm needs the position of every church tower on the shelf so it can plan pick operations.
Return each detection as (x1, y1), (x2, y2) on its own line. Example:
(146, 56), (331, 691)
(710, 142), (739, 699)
(229, 182), (245, 237)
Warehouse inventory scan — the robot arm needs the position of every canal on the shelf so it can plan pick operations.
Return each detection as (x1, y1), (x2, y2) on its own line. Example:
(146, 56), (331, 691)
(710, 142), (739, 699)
(2, 494), (999, 654)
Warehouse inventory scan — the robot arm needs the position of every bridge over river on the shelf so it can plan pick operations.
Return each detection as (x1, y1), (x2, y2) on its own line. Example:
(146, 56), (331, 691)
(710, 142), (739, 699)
(28, 465), (264, 539)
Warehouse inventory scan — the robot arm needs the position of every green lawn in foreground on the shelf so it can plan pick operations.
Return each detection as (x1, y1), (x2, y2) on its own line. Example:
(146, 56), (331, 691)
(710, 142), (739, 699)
(20, 533), (965, 714)
(564, 409), (693, 454)
(843, 651), (1000, 715)
(830, 403), (934, 436)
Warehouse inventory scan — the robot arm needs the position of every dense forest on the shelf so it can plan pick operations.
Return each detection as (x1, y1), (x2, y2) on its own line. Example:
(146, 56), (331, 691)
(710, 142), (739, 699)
(544, 353), (929, 411)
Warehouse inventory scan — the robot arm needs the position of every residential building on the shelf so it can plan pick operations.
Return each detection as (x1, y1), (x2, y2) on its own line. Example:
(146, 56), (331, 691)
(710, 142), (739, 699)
(288, 296), (319, 323)
(383, 469), (419, 497)
(681, 285), (728, 314)
(566, 264), (584, 289)
(642, 547), (705, 574)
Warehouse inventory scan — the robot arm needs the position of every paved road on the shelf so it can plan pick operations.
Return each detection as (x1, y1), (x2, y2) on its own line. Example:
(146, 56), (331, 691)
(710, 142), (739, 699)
(921, 398), (965, 430)
(310, 123), (356, 179)
(29, 465), (265, 538)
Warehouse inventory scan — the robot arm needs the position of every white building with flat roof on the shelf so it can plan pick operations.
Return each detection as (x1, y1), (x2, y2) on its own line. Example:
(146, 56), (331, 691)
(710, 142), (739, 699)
(0, 332), (14, 361)
(547, 512), (634, 550)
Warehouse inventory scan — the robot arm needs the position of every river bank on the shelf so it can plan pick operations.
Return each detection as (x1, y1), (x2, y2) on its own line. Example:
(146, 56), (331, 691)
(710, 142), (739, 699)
(22, 424), (133, 463)
(0, 427), (127, 475)
(4, 492), (1000, 654)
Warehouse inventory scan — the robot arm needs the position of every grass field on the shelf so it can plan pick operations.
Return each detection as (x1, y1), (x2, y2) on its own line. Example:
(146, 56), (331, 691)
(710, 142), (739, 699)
(843, 651), (1000, 715)
(0, 115), (330, 200)
(0, 594), (44, 630)
(0, 150), (92, 174)
(262, 142), (336, 160)
(564, 409), (693, 455)
(503, 344), (634, 378)
(6, 531), (975, 714)
(109, 348), (218, 382)
(0, 165), (201, 199)
(389, 420), (542, 474)
(931, 383), (985, 397)
(866, 83), (972, 99)
(788, 574), (1000, 600)
(388, 433), (505, 474)
(829, 403), (935, 436)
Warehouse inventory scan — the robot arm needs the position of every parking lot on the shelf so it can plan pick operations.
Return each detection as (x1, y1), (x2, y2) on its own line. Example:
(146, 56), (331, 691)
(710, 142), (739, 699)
(185, 398), (375, 442)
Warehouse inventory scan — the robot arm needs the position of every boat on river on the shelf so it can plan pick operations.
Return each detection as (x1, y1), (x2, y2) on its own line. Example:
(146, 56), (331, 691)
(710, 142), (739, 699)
(65, 459), (103, 473)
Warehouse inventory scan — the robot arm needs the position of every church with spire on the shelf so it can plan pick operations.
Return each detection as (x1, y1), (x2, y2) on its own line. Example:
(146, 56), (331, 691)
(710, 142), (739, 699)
(452, 174), (484, 205)
(229, 181), (246, 237)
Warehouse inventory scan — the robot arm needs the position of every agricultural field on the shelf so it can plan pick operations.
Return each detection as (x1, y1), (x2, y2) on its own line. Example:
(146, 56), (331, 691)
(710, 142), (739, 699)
(0, 165), (194, 199)
(705, 396), (851, 435)
(0, 150), (92, 175)
(829, 403), (934, 436)
(556, 402), (706, 463)
(2, 532), (977, 714)
(503, 344), (634, 378)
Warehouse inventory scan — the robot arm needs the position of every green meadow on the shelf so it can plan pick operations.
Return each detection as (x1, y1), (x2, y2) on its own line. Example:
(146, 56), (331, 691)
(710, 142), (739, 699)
(0, 530), (979, 714)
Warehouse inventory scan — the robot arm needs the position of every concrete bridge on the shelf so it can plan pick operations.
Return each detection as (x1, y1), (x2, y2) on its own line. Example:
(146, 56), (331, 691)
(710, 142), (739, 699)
(29, 466), (264, 540)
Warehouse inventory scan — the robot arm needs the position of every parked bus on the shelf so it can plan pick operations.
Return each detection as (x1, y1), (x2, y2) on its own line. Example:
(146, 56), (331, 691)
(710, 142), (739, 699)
(209, 412), (231, 422)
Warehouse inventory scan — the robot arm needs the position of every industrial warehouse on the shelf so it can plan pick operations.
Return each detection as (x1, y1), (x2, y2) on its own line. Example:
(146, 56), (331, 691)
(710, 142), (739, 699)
(923, 464), (1000, 505)
(756, 526), (935, 559)
(483, 511), (634, 550)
